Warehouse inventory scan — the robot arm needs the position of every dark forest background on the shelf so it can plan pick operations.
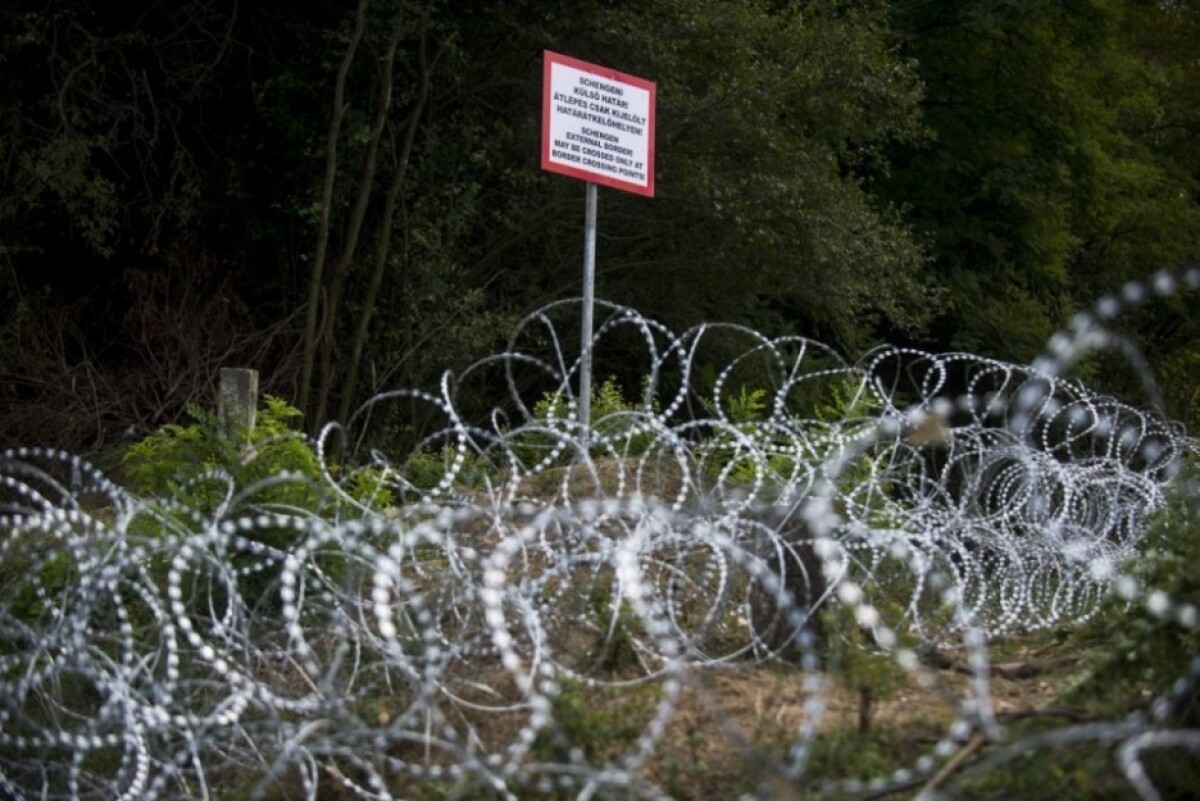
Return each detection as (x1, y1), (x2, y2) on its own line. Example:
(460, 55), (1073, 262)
(2, 0), (1197, 456)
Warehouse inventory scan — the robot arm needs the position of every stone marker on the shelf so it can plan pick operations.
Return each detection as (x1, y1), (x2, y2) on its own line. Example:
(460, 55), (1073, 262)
(219, 368), (259, 440)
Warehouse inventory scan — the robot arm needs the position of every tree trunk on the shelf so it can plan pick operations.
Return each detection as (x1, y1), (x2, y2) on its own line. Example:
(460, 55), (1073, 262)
(298, 0), (369, 421)
(337, 27), (439, 427)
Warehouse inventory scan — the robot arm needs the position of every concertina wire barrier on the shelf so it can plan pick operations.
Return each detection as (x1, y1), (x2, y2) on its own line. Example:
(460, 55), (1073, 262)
(2, 269), (1198, 800)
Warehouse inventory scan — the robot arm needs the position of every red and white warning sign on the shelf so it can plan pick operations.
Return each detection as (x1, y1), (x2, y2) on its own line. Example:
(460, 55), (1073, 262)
(541, 50), (656, 197)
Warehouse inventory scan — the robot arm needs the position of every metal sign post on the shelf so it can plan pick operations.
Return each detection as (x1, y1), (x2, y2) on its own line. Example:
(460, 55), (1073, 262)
(540, 50), (655, 442)
(580, 181), (598, 434)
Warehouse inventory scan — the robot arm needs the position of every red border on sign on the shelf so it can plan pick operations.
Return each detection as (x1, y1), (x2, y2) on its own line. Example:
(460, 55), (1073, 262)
(541, 50), (656, 198)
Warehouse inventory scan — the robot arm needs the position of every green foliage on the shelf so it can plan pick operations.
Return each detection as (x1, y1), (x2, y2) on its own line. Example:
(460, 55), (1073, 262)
(572, 0), (934, 350)
(953, 744), (1136, 800)
(116, 395), (395, 613)
(398, 447), (457, 492)
(1, 540), (76, 625)
(725, 386), (769, 427)
(532, 678), (654, 765)
(1061, 459), (1200, 723)
(587, 575), (641, 673)
(123, 396), (322, 511)
(122, 394), (393, 515)
(4, 0), (1199, 453)
(701, 375), (885, 493)
(397, 444), (500, 495)
(887, 0), (1200, 363)
(512, 376), (657, 468)
(821, 602), (909, 733)
(663, 728), (713, 798)
(701, 384), (788, 486)
(804, 730), (905, 788)
(1138, 298), (1200, 431)
(809, 375), (879, 428)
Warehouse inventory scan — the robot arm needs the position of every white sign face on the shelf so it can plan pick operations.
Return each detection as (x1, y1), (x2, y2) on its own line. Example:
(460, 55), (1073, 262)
(541, 51), (656, 197)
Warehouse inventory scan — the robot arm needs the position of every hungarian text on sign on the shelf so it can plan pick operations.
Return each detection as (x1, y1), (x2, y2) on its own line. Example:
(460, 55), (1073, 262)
(541, 51), (656, 197)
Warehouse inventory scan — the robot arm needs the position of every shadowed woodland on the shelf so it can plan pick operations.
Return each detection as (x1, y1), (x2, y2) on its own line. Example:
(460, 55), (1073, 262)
(2, 6), (1200, 798)
(2, 0), (1198, 454)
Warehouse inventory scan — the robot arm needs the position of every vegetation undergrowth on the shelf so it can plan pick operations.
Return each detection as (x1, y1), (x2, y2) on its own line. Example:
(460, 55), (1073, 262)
(947, 459), (1200, 800)
(121, 394), (397, 519)
(117, 395), (393, 611)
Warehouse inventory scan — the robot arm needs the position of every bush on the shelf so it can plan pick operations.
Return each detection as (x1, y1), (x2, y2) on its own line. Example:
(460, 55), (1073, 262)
(1064, 457), (1200, 723)
(123, 395), (393, 512)
(510, 376), (659, 469)
(118, 395), (395, 613)
(123, 396), (323, 509)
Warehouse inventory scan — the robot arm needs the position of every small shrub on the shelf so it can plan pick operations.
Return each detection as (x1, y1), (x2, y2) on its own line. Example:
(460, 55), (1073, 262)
(532, 678), (654, 765)
(588, 575), (641, 673)
(122, 395), (325, 512)
(511, 376), (658, 468)
(699, 375), (883, 493)
(821, 601), (910, 733)
(120, 396), (394, 607)
(123, 395), (395, 513)
(398, 444), (499, 495)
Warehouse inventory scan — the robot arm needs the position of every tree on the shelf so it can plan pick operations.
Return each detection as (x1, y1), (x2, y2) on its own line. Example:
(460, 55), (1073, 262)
(292, 0), (942, 438)
(539, 0), (933, 348)
(885, 0), (1200, 373)
(0, 0), (946, 449)
(417, 0), (935, 359)
(294, 0), (446, 428)
(0, 0), (301, 451)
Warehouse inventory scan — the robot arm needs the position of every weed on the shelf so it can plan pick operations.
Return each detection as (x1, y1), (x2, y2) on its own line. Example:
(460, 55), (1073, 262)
(533, 677), (656, 765)
(511, 376), (658, 469)
(589, 575), (642, 673)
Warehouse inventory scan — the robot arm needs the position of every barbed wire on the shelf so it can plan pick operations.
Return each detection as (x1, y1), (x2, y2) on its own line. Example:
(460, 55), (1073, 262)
(2, 269), (1198, 800)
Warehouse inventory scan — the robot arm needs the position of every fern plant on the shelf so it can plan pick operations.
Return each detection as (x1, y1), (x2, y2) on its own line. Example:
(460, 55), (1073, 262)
(511, 376), (658, 468)
(123, 394), (395, 517)
(120, 395), (396, 611)
(123, 395), (325, 512)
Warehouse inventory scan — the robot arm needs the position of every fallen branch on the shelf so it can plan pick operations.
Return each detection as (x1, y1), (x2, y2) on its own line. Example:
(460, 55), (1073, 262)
(860, 733), (989, 801)
(922, 648), (1082, 679)
(995, 706), (1091, 723)
(915, 731), (987, 799)
(991, 657), (1082, 680)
